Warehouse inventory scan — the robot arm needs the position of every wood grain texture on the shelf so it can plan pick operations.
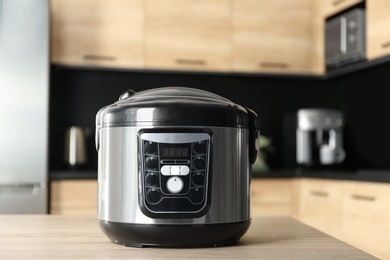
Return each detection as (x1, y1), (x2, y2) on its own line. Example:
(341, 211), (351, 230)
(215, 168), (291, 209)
(232, 0), (319, 75)
(0, 215), (377, 259)
(366, 0), (390, 60)
(321, 0), (363, 17)
(145, 0), (231, 71)
(51, 0), (144, 68)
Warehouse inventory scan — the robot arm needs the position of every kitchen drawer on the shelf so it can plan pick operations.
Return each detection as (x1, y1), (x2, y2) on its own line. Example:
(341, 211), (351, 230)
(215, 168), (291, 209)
(51, 0), (144, 68)
(145, 0), (231, 72)
(50, 180), (97, 216)
(251, 179), (296, 217)
(342, 180), (390, 260)
(321, 0), (363, 18)
(297, 178), (343, 239)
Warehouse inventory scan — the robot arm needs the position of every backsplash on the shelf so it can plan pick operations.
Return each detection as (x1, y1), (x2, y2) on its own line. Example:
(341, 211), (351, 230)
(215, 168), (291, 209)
(49, 62), (390, 171)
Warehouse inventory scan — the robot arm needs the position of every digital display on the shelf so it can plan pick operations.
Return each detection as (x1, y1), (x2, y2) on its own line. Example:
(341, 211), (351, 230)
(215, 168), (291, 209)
(160, 143), (191, 159)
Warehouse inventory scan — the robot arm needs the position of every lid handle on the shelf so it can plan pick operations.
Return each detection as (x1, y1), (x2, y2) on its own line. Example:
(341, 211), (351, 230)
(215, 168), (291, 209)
(246, 107), (260, 164)
(119, 89), (136, 100)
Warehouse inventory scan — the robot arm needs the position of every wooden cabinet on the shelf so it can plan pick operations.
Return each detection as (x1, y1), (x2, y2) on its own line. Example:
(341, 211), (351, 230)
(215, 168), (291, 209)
(297, 178), (344, 240)
(366, 0), (390, 60)
(145, 0), (231, 72)
(50, 180), (98, 216)
(321, 0), (363, 18)
(51, 0), (144, 68)
(251, 179), (297, 217)
(342, 180), (390, 260)
(232, 0), (323, 75)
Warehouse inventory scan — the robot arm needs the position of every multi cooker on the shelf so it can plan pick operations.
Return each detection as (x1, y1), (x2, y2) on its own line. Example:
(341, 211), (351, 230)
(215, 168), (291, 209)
(95, 86), (260, 247)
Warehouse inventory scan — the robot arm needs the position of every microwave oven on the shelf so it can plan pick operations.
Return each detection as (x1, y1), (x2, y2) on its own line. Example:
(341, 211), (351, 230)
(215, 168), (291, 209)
(325, 8), (366, 69)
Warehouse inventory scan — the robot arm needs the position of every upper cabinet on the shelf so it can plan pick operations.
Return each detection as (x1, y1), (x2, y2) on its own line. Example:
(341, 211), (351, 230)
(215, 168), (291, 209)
(321, 0), (363, 17)
(51, 0), (144, 68)
(145, 0), (231, 72)
(232, 0), (323, 75)
(50, 0), (390, 77)
(366, 0), (390, 60)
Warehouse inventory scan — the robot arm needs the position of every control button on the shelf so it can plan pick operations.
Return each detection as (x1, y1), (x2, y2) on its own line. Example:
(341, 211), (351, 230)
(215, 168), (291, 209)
(161, 165), (171, 176)
(193, 141), (207, 154)
(146, 188), (162, 204)
(166, 177), (184, 193)
(171, 165), (180, 175)
(180, 165), (190, 176)
(192, 157), (206, 171)
(144, 141), (158, 154)
(145, 156), (158, 170)
(191, 172), (205, 186)
(189, 188), (204, 204)
(145, 172), (159, 187)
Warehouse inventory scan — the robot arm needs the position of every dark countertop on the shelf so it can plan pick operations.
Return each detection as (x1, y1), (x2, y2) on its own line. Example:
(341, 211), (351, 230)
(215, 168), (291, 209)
(50, 168), (390, 183)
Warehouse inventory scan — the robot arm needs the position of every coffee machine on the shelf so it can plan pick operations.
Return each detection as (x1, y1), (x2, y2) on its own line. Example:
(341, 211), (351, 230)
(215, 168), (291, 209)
(283, 108), (345, 168)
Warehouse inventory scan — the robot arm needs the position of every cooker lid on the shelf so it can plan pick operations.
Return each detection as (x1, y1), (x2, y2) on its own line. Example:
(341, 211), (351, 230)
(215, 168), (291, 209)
(96, 86), (252, 128)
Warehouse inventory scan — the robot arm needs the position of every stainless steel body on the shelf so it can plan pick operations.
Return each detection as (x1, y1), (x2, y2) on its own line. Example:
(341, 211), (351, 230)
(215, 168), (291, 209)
(325, 8), (366, 69)
(297, 109), (345, 166)
(98, 126), (251, 224)
(0, 0), (49, 213)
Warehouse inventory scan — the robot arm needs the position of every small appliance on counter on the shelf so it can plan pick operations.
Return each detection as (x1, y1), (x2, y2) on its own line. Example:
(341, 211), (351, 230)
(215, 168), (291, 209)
(283, 108), (345, 168)
(95, 86), (260, 247)
(63, 126), (90, 169)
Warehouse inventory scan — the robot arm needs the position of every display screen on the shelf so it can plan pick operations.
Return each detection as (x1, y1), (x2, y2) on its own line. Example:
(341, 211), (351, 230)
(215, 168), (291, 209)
(160, 143), (191, 159)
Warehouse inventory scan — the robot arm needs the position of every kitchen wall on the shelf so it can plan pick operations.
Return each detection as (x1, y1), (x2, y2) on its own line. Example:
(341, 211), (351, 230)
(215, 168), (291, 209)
(49, 61), (390, 172)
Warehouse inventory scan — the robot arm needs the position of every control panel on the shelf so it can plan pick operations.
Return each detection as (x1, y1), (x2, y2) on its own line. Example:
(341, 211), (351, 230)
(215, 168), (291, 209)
(139, 131), (211, 217)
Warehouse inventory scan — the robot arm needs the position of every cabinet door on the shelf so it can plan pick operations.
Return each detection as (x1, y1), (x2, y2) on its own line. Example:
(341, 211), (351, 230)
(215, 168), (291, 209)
(321, 0), (363, 18)
(297, 178), (343, 240)
(342, 181), (390, 260)
(50, 180), (98, 216)
(232, 0), (319, 75)
(51, 0), (144, 68)
(251, 179), (296, 217)
(367, 0), (390, 60)
(145, 0), (231, 72)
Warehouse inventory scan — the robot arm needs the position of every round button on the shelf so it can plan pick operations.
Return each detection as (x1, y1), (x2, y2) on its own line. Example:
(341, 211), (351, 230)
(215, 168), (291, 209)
(146, 188), (162, 204)
(166, 177), (184, 193)
(192, 157), (206, 171)
(192, 172), (205, 187)
(189, 188), (204, 204)
(144, 141), (158, 154)
(145, 172), (159, 187)
(193, 141), (207, 154)
(145, 156), (158, 170)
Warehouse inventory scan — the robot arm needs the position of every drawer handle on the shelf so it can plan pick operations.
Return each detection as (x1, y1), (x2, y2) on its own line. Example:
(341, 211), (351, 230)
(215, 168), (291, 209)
(351, 194), (376, 202)
(83, 55), (116, 61)
(310, 190), (329, 197)
(259, 62), (288, 69)
(332, 0), (346, 6)
(381, 42), (390, 49)
(175, 59), (206, 66)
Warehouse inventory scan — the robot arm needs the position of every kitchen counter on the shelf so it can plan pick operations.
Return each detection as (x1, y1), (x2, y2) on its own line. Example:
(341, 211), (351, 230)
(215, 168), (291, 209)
(0, 215), (377, 259)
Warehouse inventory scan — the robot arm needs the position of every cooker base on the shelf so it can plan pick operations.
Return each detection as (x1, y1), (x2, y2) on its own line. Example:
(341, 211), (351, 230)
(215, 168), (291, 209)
(99, 219), (251, 248)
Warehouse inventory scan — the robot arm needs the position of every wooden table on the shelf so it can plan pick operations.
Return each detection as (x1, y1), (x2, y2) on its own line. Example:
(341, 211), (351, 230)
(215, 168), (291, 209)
(0, 215), (377, 259)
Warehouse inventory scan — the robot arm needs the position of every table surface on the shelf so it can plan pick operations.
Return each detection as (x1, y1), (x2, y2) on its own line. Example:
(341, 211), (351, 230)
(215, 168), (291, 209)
(0, 215), (377, 260)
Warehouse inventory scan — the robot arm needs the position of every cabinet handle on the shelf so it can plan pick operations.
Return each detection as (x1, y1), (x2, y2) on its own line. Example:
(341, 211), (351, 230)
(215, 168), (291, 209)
(351, 194), (376, 202)
(175, 59), (206, 66)
(332, 0), (346, 6)
(381, 42), (390, 49)
(259, 62), (288, 69)
(83, 55), (116, 62)
(310, 190), (329, 197)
